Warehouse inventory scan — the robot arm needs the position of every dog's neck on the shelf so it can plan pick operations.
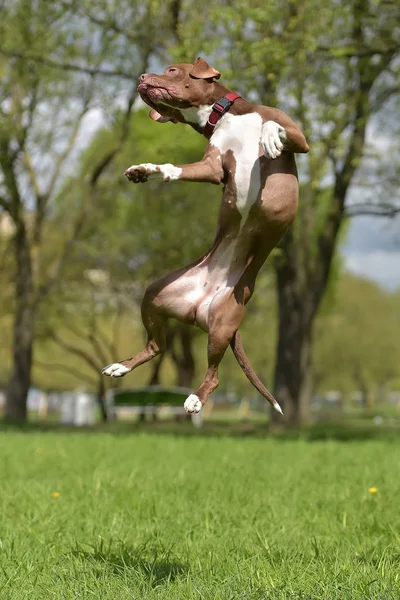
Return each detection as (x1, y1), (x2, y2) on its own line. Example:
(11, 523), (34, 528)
(179, 95), (244, 136)
(179, 105), (213, 129)
(173, 83), (242, 135)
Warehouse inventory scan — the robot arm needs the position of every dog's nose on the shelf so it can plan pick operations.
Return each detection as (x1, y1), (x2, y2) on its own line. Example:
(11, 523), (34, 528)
(139, 73), (148, 83)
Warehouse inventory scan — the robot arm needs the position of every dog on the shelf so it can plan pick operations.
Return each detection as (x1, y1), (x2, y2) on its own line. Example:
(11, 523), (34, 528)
(102, 57), (309, 415)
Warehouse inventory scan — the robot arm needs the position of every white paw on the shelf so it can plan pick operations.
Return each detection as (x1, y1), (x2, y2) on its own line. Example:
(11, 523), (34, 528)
(134, 162), (158, 172)
(102, 363), (130, 377)
(184, 394), (202, 414)
(261, 121), (287, 159)
(125, 162), (160, 178)
(125, 163), (181, 182)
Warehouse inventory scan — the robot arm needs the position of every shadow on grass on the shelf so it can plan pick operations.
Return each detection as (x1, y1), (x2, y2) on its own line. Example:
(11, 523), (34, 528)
(1, 416), (399, 442)
(71, 540), (188, 585)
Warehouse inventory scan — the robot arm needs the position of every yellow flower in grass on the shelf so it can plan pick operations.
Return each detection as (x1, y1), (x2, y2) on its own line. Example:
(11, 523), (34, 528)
(51, 492), (60, 499)
(368, 487), (378, 494)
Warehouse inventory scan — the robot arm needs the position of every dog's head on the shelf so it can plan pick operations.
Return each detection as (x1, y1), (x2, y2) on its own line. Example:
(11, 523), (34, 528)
(137, 57), (221, 124)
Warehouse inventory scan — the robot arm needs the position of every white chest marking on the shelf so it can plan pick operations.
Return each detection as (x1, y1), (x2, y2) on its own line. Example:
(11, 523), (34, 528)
(180, 105), (213, 128)
(210, 113), (262, 221)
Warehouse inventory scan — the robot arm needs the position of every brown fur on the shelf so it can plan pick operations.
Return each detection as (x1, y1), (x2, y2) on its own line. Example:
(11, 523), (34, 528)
(102, 58), (309, 414)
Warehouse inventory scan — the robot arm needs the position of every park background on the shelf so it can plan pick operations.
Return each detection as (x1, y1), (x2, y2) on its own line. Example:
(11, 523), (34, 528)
(0, 1), (400, 598)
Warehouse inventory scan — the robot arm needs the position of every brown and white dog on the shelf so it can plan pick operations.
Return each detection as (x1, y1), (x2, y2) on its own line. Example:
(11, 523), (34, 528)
(102, 57), (309, 415)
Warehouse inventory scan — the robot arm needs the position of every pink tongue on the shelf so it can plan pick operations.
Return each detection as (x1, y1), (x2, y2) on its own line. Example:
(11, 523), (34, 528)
(149, 109), (173, 123)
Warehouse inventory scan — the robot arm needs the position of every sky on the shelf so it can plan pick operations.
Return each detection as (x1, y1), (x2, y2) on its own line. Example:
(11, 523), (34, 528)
(342, 216), (400, 291)
(341, 108), (400, 292)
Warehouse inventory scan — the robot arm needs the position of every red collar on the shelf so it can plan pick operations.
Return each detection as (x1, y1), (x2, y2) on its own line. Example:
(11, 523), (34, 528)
(203, 92), (241, 137)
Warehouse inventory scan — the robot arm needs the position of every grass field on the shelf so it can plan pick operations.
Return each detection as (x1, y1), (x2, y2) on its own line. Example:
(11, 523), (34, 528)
(1, 428), (400, 599)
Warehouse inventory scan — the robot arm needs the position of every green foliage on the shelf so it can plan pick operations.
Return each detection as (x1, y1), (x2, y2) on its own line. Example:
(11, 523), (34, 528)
(56, 107), (221, 295)
(315, 274), (400, 393)
(171, 0), (400, 287)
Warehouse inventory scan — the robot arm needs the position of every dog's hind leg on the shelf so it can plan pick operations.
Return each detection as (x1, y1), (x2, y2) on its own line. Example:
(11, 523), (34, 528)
(102, 266), (203, 378)
(102, 301), (167, 378)
(184, 289), (245, 413)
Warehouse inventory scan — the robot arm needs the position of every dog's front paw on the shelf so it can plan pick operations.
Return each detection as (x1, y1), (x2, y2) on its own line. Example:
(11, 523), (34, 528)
(261, 121), (287, 159)
(124, 163), (182, 183)
(124, 163), (160, 183)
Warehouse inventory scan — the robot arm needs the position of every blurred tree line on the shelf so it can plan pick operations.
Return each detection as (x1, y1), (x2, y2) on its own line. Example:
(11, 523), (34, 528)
(0, 0), (399, 424)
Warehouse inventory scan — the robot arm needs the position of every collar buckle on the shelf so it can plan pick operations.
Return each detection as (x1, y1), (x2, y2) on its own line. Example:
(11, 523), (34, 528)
(213, 97), (234, 114)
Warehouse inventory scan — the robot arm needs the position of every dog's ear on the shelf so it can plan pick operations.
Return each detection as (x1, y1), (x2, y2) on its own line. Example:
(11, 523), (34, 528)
(148, 109), (177, 124)
(190, 57), (221, 80)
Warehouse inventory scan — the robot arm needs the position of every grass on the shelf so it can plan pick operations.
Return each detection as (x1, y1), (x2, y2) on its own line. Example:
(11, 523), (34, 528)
(0, 429), (400, 599)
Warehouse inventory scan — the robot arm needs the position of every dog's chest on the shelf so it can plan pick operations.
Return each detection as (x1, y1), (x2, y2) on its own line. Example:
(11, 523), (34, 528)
(210, 113), (263, 218)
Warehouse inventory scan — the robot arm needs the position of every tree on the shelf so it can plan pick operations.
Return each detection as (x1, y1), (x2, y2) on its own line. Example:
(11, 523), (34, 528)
(0, 0), (173, 420)
(270, 0), (399, 424)
(170, 0), (400, 424)
(314, 274), (400, 406)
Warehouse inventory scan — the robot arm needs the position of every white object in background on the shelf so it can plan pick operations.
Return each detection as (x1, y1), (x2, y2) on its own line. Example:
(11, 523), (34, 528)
(38, 391), (48, 418)
(74, 391), (95, 426)
(60, 393), (76, 425)
(191, 411), (203, 428)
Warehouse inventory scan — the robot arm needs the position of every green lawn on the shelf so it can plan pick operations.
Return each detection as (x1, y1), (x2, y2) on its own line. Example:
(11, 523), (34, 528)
(0, 430), (399, 599)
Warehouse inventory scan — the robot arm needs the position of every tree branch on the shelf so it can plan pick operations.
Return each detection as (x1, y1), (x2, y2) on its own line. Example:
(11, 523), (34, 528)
(89, 51), (150, 187)
(14, 84), (39, 158)
(345, 203), (400, 217)
(33, 203), (87, 305)
(371, 86), (400, 112)
(35, 359), (98, 387)
(0, 142), (21, 221)
(0, 47), (133, 80)
(317, 45), (399, 59)
(45, 99), (92, 201)
(78, 9), (137, 42)
(49, 331), (102, 373)
(0, 196), (10, 212)
(23, 154), (42, 203)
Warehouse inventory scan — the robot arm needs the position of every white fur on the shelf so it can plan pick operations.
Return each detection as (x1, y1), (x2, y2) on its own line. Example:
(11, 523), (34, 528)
(261, 121), (287, 159)
(159, 164), (182, 181)
(211, 113), (262, 221)
(126, 163), (182, 182)
(180, 105), (213, 128)
(178, 113), (269, 329)
(184, 394), (202, 413)
(102, 363), (130, 377)
(128, 162), (158, 173)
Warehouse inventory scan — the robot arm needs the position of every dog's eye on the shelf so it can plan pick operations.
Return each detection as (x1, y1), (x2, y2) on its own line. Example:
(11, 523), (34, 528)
(168, 68), (177, 73)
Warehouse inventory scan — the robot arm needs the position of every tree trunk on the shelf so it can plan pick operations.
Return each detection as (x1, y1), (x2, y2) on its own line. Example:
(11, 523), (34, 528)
(354, 363), (372, 411)
(272, 262), (313, 427)
(97, 377), (108, 422)
(175, 327), (195, 388)
(168, 325), (196, 388)
(148, 353), (166, 386)
(5, 225), (34, 422)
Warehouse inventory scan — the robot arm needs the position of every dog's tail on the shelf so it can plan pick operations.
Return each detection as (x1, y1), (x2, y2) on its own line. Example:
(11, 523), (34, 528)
(230, 330), (283, 415)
